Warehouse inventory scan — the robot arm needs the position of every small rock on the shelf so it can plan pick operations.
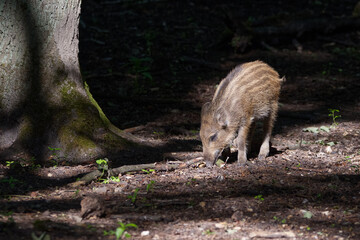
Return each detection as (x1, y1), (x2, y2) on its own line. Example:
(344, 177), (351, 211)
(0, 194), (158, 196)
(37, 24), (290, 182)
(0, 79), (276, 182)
(227, 228), (238, 234)
(93, 186), (108, 194)
(215, 222), (227, 228)
(141, 231), (150, 236)
(321, 211), (330, 216)
(199, 201), (206, 209)
(152, 234), (160, 240)
(325, 146), (332, 154)
(41, 210), (51, 217)
(72, 215), (82, 223)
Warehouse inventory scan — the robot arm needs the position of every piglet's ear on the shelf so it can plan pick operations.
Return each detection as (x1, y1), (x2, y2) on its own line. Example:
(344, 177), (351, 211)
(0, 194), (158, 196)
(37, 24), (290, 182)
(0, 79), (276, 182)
(215, 107), (228, 129)
(201, 102), (211, 116)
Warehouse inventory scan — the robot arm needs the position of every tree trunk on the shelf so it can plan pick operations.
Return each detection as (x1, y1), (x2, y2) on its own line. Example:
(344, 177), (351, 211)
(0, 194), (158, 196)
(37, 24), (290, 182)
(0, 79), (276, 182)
(0, 0), (131, 163)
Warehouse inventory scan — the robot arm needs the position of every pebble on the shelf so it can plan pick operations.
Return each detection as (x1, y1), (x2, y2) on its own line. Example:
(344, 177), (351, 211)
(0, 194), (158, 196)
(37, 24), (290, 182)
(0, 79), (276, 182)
(215, 222), (227, 228)
(141, 231), (150, 236)
(321, 211), (330, 216)
(93, 186), (108, 194)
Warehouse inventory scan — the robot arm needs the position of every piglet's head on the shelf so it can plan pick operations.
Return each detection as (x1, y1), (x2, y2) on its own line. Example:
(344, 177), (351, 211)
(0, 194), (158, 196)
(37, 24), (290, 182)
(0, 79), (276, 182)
(200, 102), (234, 167)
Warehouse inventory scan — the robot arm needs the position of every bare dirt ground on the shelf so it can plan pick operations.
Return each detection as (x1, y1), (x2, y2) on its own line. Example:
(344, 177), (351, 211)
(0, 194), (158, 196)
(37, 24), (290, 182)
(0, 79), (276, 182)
(1, 0), (360, 239)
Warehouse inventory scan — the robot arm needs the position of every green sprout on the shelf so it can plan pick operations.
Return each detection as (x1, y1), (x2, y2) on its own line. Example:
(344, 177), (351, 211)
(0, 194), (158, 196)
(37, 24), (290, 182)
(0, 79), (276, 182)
(0, 177), (20, 189)
(96, 158), (109, 182)
(110, 176), (120, 182)
(128, 188), (140, 204)
(141, 169), (155, 174)
(203, 229), (215, 235)
(273, 216), (287, 224)
(254, 194), (264, 201)
(5, 161), (14, 167)
(48, 146), (61, 167)
(328, 109), (341, 126)
(104, 222), (138, 239)
(146, 180), (155, 193)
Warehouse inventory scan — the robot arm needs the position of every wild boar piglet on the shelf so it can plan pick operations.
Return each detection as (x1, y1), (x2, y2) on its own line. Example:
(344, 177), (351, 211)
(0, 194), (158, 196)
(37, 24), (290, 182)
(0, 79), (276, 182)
(200, 60), (284, 167)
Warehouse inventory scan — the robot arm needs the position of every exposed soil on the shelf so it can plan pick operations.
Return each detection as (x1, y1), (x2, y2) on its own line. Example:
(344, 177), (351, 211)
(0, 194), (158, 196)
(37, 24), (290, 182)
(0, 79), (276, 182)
(1, 0), (360, 239)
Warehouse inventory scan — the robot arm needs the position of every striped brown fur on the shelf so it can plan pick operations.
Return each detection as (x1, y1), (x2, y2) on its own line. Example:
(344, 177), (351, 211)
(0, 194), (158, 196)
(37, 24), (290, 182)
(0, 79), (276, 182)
(200, 60), (284, 167)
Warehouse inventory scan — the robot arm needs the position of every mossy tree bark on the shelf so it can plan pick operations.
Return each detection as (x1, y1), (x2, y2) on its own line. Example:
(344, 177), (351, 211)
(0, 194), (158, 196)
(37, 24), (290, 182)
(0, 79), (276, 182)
(0, 0), (131, 163)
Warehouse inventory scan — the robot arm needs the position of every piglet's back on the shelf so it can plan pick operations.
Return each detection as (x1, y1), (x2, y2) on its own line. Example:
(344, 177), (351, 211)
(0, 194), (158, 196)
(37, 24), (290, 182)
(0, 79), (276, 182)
(211, 61), (283, 121)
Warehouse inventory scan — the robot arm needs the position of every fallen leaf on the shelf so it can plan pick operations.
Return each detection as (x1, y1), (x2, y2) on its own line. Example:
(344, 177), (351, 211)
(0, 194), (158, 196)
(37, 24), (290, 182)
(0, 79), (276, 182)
(320, 126), (330, 132)
(303, 127), (319, 133)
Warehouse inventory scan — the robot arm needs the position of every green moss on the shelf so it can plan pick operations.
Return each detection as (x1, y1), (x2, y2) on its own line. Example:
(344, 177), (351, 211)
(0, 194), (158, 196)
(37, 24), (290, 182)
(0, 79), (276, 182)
(103, 132), (129, 149)
(58, 126), (97, 153)
(18, 116), (34, 141)
(84, 81), (111, 127)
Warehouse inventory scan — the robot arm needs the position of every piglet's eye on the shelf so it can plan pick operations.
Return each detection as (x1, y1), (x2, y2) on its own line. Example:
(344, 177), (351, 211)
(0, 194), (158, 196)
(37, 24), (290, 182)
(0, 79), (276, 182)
(209, 133), (217, 142)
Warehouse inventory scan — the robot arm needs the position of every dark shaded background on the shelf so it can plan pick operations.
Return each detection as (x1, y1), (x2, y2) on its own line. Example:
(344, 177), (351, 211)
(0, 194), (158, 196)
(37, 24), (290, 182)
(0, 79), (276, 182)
(79, 0), (360, 135)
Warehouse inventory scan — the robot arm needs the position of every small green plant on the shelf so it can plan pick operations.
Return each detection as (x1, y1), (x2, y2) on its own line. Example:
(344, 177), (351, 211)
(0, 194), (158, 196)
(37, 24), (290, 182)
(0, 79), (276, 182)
(1, 211), (13, 217)
(254, 194), (264, 201)
(104, 222), (138, 240)
(101, 179), (110, 184)
(0, 177), (20, 189)
(73, 189), (80, 198)
(273, 216), (286, 224)
(146, 180), (155, 193)
(141, 169), (155, 174)
(153, 131), (164, 136)
(328, 109), (341, 126)
(110, 176), (120, 182)
(315, 139), (325, 145)
(128, 188), (140, 204)
(21, 157), (41, 170)
(5, 161), (14, 167)
(86, 224), (97, 232)
(203, 229), (215, 235)
(96, 158), (109, 182)
(186, 178), (196, 185)
(48, 146), (61, 167)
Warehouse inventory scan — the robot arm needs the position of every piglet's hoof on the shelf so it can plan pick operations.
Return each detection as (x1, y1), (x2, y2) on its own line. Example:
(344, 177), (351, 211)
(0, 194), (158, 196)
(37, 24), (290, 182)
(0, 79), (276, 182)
(236, 160), (253, 167)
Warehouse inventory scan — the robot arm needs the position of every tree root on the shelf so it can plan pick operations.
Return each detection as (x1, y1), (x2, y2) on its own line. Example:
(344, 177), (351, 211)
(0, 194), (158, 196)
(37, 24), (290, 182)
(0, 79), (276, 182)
(68, 155), (204, 187)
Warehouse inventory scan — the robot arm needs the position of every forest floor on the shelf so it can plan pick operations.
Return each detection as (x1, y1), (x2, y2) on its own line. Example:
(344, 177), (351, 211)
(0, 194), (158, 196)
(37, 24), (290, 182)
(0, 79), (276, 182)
(1, 0), (360, 239)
